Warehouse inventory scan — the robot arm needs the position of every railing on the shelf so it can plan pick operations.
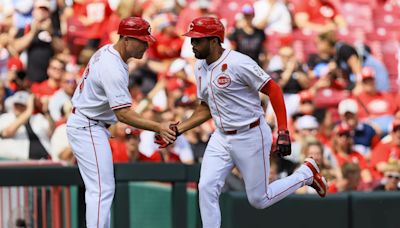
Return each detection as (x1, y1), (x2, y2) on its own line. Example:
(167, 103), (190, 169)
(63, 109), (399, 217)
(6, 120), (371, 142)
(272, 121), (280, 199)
(0, 162), (200, 228)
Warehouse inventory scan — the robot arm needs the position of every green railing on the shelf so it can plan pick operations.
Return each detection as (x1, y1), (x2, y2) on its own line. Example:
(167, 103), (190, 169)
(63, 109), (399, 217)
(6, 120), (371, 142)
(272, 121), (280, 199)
(1, 163), (400, 228)
(0, 163), (200, 228)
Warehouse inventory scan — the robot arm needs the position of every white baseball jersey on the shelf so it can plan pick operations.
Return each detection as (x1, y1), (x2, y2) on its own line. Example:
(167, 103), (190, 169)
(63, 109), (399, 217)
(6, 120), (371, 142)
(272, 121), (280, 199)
(71, 44), (132, 124)
(195, 49), (270, 131)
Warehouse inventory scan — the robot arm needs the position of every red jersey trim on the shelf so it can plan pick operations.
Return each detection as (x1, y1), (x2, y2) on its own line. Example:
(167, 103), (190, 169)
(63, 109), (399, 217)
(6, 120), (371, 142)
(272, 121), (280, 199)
(111, 103), (132, 110)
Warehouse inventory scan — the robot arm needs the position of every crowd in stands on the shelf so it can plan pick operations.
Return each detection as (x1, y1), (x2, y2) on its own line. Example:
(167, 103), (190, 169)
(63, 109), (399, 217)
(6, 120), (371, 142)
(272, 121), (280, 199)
(0, 0), (399, 194)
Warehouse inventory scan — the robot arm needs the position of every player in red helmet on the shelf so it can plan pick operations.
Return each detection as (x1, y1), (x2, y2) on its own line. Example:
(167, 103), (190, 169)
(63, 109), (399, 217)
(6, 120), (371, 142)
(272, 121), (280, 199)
(156, 16), (328, 228)
(67, 17), (177, 228)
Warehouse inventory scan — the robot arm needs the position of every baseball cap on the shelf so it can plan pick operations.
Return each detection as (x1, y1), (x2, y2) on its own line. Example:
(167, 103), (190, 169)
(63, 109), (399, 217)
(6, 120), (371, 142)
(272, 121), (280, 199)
(296, 115), (319, 130)
(241, 4), (254, 15)
(338, 99), (358, 115)
(12, 91), (30, 106)
(360, 66), (375, 81)
(334, 123), (351, 134)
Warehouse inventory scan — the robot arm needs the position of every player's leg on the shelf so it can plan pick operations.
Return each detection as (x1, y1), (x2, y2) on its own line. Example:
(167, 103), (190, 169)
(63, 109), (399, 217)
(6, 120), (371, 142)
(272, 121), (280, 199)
(230, 119), (313, 209)
(67, 124), (114, 228)
(199, 131), (234, 228)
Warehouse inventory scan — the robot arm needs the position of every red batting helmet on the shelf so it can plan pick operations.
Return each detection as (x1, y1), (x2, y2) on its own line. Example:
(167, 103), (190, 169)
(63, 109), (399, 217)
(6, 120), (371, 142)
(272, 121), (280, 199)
(118, 17), (156, 43)
(182, 16), (225, 42)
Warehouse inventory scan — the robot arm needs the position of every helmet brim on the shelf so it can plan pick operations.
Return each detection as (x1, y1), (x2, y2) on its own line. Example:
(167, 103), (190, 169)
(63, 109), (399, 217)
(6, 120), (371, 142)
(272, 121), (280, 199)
(182, 31), (209, 38)
(127, 34), (156, 43)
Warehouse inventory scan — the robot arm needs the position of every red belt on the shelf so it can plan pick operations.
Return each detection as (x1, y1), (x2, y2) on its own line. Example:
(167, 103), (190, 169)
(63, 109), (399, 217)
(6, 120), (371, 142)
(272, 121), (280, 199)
(223, 118), (261, 135)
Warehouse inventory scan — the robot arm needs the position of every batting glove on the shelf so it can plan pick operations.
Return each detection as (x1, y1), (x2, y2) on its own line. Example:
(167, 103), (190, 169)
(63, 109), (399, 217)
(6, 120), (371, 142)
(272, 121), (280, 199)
(275, 130), (291, 157)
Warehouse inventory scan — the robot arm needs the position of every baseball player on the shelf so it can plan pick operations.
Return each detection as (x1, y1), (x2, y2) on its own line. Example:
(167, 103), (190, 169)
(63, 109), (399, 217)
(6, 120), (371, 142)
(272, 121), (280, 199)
(156, 17), (328, 228)
(66, 17), (177, 228)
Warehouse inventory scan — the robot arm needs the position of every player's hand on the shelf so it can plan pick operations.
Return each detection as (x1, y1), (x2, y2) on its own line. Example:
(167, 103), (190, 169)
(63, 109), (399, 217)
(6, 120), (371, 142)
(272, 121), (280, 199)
(154, 121), (180, 148)
(275, 130), (291, 157)
(158, 121), (179, 144)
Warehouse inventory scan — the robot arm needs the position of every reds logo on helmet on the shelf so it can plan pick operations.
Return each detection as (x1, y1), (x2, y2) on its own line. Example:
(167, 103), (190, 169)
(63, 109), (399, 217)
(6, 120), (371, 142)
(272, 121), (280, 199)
(213, 74), (231, 88)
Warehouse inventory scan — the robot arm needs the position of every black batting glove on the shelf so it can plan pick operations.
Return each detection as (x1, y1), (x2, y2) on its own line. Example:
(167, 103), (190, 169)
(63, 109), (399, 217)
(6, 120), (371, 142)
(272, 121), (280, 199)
(275, 130), (291, 157)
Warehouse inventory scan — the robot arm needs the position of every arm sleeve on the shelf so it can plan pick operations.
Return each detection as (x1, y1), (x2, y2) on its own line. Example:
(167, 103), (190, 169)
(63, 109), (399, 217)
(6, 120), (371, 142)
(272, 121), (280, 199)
(100, 66), (132, 110)
(260, 80), (288, 130)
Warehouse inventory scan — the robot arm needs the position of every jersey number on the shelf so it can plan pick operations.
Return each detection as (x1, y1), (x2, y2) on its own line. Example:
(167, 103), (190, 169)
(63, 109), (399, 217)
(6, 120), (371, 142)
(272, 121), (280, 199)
(79, 66), (90, 93)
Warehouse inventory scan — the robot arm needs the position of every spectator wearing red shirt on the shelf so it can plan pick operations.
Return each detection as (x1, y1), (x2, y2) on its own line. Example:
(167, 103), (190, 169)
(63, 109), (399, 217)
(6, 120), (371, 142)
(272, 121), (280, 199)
(370, 120), (400, 178)
(148, 13), (183, 61)
(293, 0), (346, 33)
(331, 124), (373, 186)
(354, 67), (397, 135)
(80, 0), (113, 48)
(31, 57), (64, 99)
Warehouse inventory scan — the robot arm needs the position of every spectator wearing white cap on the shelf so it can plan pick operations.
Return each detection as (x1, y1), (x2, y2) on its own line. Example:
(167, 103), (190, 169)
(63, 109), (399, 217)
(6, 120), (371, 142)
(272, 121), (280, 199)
(289, 115), (337, 167)
(0, 91), (51, 160)
(338, 98), (380, 159)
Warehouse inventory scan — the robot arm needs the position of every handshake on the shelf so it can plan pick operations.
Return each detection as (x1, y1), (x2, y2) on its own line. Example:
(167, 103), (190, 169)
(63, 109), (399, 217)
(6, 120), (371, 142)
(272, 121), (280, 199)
(154, 122), (180, 148)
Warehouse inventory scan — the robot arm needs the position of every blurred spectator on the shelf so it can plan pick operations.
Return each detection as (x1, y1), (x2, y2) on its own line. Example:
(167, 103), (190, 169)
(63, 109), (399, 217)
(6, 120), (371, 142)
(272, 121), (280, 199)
(0, 91), (51, 160)
(268, 46), (311, 117)
(148, 12), (183, 61)
(125, 126), (141, 162)
(373, 159), (400, 191)
(31, 57), (65, 115)
(314, 31), (361, 85)
(48, 71), (77, 122)
(360, 44), (390, 92)
(228, 4), (266, 66)
(370, 119), (400, 179)
(297, 137), (339, 194)
(329, 162), (361, 193)
(79, 0), (112, 49)
(354, 67), (396, 135)
(292, 0), (346, 33)
(252, 0), (292, 34)
(109, 122), (131, 163)
(12, 0), (56, 83)
(338, 98), (380, 158)
(331, 124), (373, 187)
(289, 115), (336, 166)
(50, 101), (74, 163)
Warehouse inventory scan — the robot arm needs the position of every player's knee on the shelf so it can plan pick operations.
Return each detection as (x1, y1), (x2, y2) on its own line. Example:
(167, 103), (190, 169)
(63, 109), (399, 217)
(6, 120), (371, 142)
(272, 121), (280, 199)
(198, 179), (218, 197)
(248, 195), (266, 209)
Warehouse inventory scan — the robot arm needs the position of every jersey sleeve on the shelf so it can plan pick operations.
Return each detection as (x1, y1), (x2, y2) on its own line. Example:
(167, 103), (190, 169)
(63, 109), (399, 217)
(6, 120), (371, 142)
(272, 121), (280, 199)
(100, 66), (132, 110)
(237, 57), (271, 91)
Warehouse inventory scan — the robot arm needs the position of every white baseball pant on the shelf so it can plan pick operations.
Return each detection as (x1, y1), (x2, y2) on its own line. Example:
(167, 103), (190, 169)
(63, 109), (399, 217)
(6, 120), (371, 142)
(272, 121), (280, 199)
(198, 118), (313, 228)
(67, 113), (114, 228)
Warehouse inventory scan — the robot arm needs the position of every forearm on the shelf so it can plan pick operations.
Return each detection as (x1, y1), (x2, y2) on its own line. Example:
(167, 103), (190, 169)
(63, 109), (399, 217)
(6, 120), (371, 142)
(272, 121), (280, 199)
(1, 112), (31, 138)
(260, 80), (287, 130)
(115, 108), (161, 133)
(178, 101), (212, 134)
(11, 31), (36, 54)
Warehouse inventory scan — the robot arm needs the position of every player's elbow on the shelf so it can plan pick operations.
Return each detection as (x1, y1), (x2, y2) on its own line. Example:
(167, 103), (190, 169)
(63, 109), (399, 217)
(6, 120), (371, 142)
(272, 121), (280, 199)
(114, 107), (131, 123)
